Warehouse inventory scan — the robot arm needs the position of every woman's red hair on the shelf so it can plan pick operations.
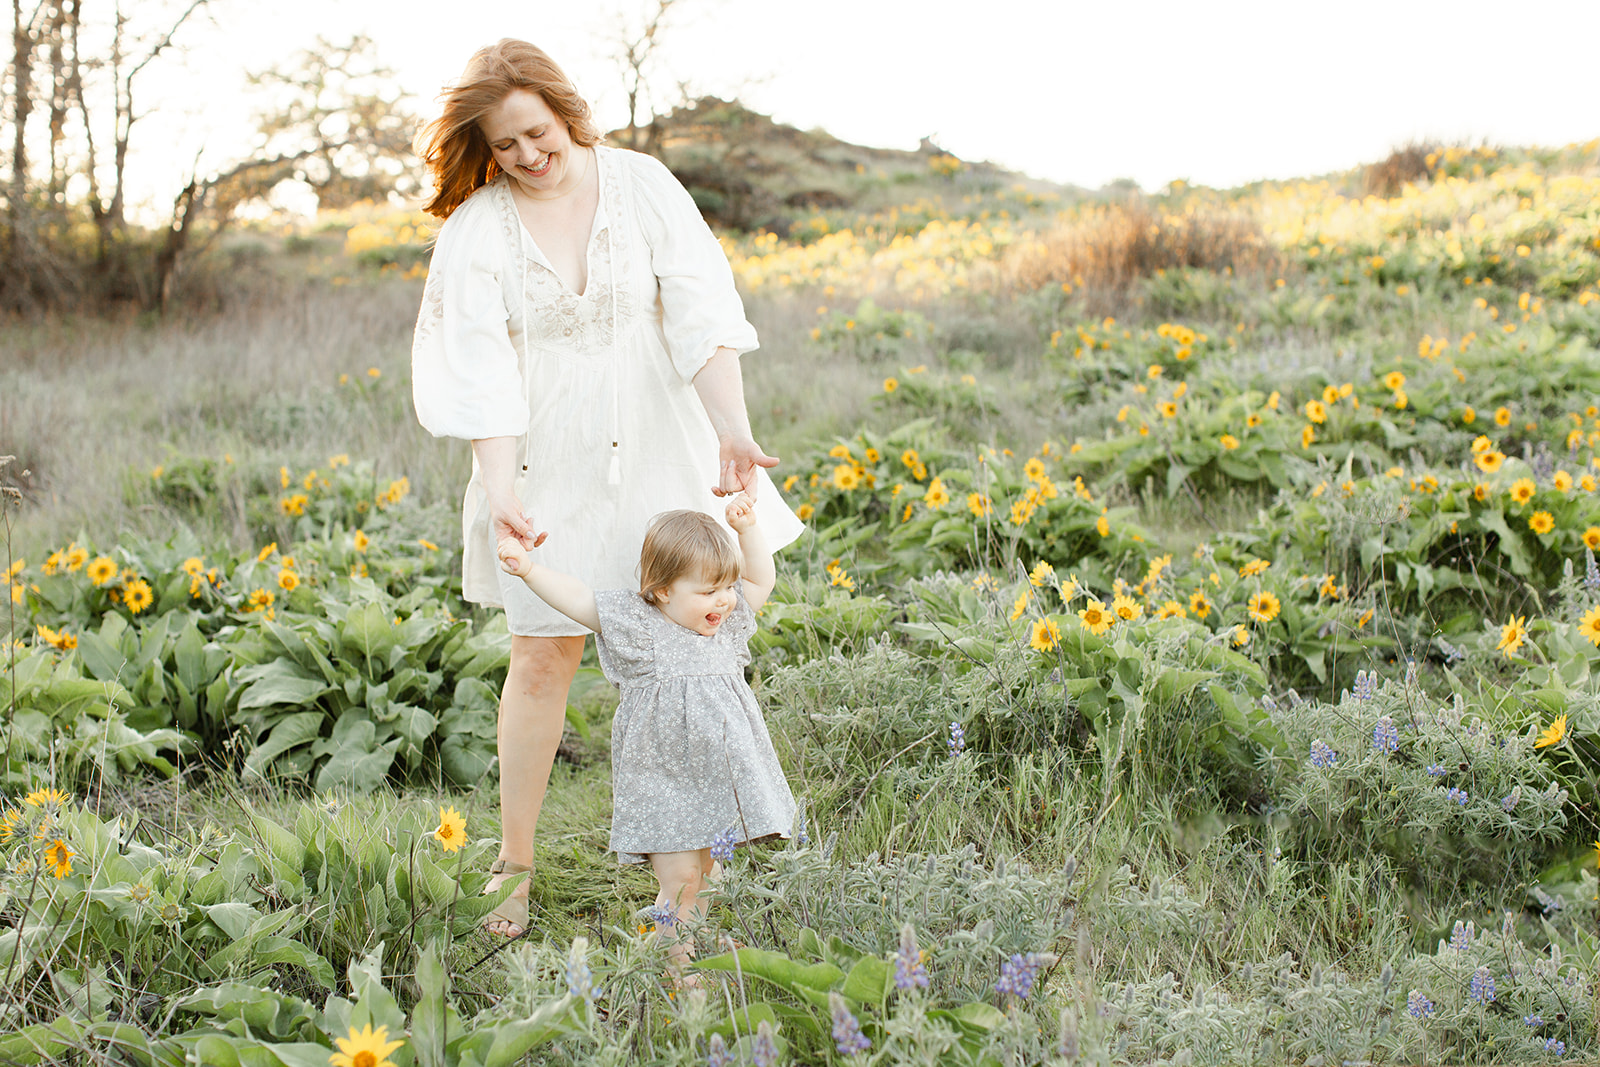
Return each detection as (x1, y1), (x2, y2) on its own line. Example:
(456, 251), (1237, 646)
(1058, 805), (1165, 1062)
(416, 39), (602, 219)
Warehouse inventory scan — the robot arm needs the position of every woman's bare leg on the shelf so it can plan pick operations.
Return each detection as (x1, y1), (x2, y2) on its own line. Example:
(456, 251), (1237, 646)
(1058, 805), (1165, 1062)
(486, 632), (586, 936)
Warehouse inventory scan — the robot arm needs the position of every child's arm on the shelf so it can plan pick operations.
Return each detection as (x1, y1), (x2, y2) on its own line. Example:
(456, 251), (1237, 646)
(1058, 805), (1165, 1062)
(725, 493), (775, 611)
(496, 535), (602, 632)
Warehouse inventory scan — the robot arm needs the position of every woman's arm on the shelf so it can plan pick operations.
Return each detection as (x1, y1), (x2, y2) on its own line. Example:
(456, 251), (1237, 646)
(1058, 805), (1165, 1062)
(473, 437), (540, 548)
(724, 493), (775, 610)
(497, 535), (601, 632)
(693, 349), (779, 499)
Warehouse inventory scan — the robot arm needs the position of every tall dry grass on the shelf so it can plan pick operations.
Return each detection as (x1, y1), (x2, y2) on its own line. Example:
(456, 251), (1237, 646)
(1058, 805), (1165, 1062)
(998, 199), (1281, 314)
(1, 280), (451, 552)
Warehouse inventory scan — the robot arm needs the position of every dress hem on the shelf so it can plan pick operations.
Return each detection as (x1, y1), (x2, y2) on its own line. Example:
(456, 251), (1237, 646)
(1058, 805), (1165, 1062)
(613, 829), (790, 865)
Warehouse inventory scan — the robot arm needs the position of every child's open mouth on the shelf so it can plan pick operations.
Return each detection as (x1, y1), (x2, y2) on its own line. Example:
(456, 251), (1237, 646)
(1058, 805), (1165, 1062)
(705, 613), (722, 628)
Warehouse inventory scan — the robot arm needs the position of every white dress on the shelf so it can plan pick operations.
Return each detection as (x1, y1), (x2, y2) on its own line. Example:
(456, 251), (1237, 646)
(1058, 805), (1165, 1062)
(412, 147), (804, 635)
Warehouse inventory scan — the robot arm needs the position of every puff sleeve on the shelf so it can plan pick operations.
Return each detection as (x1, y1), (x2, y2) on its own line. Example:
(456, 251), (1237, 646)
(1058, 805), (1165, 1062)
(410, 196), (528, 440)
(724, 586), (758, 667)
(630, 152), (759, 383)
(593, 590), (656, 685)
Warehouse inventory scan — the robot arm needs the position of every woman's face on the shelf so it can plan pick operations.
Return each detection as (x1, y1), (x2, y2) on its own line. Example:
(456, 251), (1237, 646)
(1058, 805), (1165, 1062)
(480, 89), (580, 198)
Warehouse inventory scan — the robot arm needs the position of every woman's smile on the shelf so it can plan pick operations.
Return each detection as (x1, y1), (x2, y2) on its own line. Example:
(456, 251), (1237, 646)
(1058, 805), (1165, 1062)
(480, 89), (584, 199)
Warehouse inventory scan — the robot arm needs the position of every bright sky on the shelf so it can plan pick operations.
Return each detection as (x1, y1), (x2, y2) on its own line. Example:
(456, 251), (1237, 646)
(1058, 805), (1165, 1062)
(130, 0), (1600, 212)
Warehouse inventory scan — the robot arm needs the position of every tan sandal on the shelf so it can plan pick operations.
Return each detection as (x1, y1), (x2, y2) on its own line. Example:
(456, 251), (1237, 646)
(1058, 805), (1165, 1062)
(484, 858), (532, 938)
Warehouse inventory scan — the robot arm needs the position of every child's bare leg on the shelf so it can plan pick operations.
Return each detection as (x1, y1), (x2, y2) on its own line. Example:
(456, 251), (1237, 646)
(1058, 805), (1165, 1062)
(649, 849), (710, 977)
(701, 852), (723, 882)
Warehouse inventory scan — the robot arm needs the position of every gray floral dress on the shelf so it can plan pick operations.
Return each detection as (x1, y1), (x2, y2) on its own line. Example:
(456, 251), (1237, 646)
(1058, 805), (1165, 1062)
(594, 588), (797, 863)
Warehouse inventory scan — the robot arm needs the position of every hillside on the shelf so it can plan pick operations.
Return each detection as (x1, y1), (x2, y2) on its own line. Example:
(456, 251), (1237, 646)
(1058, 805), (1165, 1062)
(623, 95), (1080, 232)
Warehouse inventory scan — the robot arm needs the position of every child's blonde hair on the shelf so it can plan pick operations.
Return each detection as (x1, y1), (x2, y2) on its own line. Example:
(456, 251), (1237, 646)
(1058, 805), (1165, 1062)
(638, 510), (742, 604)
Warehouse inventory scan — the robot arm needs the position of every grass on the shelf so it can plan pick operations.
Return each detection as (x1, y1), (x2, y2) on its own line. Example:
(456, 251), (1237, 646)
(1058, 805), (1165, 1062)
(6, 144), (1600, 1062)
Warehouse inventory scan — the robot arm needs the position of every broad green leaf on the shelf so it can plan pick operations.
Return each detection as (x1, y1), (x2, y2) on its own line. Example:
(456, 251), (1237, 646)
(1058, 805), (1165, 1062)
(412, 944), (448, 1067)
(839, 955), (891, 1006)
(242, 712), (325, 781)
(75, 629), (129, 684)
(696, 947), (843, 997)
(341, 602), (398, 665)
(235, 660), (333, 711)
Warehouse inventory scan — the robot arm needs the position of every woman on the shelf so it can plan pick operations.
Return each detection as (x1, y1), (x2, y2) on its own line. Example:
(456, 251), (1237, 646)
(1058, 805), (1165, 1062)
(411, 39), (802, 938)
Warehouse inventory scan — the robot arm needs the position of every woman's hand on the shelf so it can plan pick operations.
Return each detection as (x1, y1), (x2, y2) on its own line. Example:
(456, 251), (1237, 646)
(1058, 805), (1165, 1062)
(487, 488), (546, 550)
(712, 441), (778, 500)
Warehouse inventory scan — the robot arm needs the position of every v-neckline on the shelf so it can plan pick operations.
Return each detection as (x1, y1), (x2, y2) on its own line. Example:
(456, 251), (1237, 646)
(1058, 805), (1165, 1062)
(508, 147), (608, 298)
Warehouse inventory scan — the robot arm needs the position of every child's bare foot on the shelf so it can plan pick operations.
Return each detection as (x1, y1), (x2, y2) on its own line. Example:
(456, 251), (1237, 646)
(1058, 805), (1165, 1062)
(666, 966), (704, 994)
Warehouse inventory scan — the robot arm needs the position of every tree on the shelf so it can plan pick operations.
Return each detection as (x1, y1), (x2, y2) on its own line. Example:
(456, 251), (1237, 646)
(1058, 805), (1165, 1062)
(152, 35), (420, 308)
(1, 6), (419, 313)
(607, 0), (681, 157)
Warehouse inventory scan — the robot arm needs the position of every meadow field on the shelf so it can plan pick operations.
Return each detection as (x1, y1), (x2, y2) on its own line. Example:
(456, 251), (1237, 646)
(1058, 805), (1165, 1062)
(4, 140), (1600, 1064)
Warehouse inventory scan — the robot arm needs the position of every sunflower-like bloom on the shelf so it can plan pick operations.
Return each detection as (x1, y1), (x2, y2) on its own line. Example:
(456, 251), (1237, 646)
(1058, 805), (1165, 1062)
(1029, 619), (1061, 651)
(433, 806), (467, 853)
(1579, 607), (1600, 648)
(1534, 714), (1568, 749)
(1247, 591), (1281, 622)
(1497, 615), (1528, 658)
(1078, 600), (1113, 636)
(330, 1023), (405, 1067)
(43, 839), (75, 878)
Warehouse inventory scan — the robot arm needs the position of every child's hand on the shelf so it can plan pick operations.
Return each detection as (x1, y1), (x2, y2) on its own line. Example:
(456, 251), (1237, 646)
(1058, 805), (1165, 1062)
(725, 492), (757, 533)
(497, 533), (539, 577)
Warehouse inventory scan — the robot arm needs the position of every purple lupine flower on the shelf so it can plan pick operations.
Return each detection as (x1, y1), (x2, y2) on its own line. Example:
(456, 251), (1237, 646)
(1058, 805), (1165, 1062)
(1445, 786), (1468, 805)
(829, 992), (871, 1056)
(710, 828), (739, 863)
(565, 938), (602, 1004)
(750, 1020), (779, 1067)
(1372, 716), (1399, 753)
(706, 1033), (734, 1067)
(1525, 1014), (1544, 1027)
(1450, 920), (1474, 951)
(1310, 739), (1337, 768)
(995, 953), (1053, 999)
(1425, 763), (1446, 777)
(1469, 966), (1495, 1003)
(1406, 990), (1434, 1019)
(1502, 786), (1522, 812)
(645, 902), (677, 929)
(1587, 547), (1600, 590)
(948, 721), (966, 756)
(1545, 1038), (1566, 1054)
(894, 923), (929, 990)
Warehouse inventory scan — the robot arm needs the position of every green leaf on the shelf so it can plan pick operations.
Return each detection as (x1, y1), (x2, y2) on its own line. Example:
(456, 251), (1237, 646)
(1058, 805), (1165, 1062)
(412, 944), (448, 1067)
(200, 902), (261, 941)
(696, 948), (844, 998)
(235, 660), (333, 711)
(341, 603), (399, 666)
(75, 629), (129, 684)
(243, 712), (324, 782)
(203, 934), (334, 990)
(839, 956), (891, 1006)
(475, 995), (580, 1067)
(314, 714), (399, 792)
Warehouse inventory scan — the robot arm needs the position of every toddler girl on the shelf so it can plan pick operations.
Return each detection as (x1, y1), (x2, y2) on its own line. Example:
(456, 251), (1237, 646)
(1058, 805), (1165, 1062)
(496, 493), (796, 966)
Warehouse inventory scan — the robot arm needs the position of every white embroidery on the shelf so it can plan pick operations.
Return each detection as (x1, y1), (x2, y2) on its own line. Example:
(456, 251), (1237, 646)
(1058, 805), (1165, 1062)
(412, 269), (446, 343)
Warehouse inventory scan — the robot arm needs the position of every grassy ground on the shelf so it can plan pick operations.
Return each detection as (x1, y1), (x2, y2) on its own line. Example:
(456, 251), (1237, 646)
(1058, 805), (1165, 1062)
(6, 143), (1600, 1063)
